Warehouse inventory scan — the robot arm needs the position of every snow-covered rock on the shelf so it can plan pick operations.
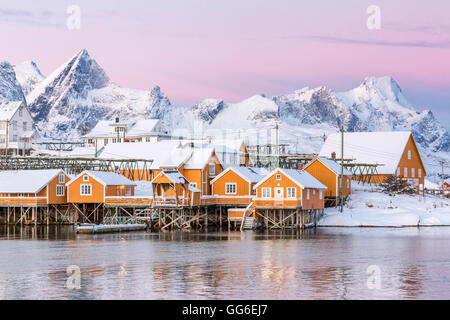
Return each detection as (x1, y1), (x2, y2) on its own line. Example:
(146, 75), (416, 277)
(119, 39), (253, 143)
(0, 61), (26, 103)
(13, 61), (45, 96)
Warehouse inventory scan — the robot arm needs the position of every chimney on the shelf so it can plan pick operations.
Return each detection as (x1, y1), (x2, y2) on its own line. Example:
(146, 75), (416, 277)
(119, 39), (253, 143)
(115, 117), (119, 123)
(331, 152), (336, 160)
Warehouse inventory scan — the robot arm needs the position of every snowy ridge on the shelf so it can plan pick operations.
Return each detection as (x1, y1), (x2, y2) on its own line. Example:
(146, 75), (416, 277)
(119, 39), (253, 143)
(13, 61), (45, 96)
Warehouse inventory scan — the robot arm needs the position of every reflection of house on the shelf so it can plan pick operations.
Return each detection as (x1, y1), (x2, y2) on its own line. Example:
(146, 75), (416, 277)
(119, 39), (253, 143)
(319, 131), (426, 193)
(304, 157), (352, 198)
(0, 101), (39, 155)
(82, 117), (170, 149)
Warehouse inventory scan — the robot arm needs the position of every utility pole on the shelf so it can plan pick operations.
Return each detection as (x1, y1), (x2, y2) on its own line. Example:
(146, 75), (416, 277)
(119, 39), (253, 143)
(340, 125), (344, 213)
(442, 160), (445, 195)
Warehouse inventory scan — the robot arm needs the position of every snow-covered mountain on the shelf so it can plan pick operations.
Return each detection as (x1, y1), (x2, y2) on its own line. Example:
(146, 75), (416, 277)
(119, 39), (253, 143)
(2, 49), (449, 179)
(13, 61), (45, 96)
(25, 49), (179, 138)
(0, 61), (26, 103)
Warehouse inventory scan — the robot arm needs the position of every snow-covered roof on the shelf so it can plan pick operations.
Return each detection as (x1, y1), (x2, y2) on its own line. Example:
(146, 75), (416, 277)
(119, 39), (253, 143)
(98, 140), (185, 169)
(0, 101), (24, 121)
(182, 146), (218, 169)
(0, 169), (65, 193)
(254, 168), (327, 190)
(305, 157), (353, 176)
(134, 181), (153, 196)
(211, 166), (267, 184)
(67, 170), (136, 186)
(153, 170), (189, 184)
(319, 131), (412, 175)
(82, 119), (165, 138)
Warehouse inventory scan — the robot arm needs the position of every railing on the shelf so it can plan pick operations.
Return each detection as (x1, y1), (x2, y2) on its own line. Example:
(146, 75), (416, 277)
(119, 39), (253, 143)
(103, 216), (139, 225)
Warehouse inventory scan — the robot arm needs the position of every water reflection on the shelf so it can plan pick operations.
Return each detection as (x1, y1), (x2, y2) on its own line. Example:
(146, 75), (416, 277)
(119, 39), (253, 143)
(0, 226), (449, 299)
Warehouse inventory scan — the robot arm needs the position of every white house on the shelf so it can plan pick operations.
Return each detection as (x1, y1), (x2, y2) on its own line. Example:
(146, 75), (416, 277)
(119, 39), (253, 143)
(82, 117), (170, 149)
(0, 101), (39, 155)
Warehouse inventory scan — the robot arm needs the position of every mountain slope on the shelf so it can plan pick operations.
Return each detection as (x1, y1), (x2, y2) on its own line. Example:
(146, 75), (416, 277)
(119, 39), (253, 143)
(26, 49), (176, 138)
(13, 61), (45, 96)
(0, 61), (26, 103)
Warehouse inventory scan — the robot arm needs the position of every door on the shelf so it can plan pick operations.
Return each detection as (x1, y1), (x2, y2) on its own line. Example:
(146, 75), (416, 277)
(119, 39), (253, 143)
(274, 187), (284, 200)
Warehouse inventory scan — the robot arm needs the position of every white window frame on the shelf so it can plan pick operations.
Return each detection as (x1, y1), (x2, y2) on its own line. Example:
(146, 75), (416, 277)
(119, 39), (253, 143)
(276, 174), (281, 180)
(347, 179), (350, 188)
(125, 186), (132, 196)
(286, 187), (296, 198)
(319, 190), (323, 200)
(59, 174), (65, 184)
(262, 187), (271, 198)
(418, 169), (422, 178)
(83, 175), (89, 182)
(411, 168), (415, 178)
(80, 184), (92, 196)
(408, 150), (412, 160)
(56, 185), (65, 197)
(397, 167), (400, 176)
(209, 163), (215, 176)
(306, 189), (310, 200)
(404, 167), (408, 178)
(225, 183), (237, 195)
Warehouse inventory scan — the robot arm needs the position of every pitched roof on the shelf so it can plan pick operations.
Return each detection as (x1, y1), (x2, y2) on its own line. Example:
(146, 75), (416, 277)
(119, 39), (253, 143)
(67, 170), (136, 186)
(305, 157), (353, 176)
(253, 168), (327, 190)
(319, 131), (412, 175)
(0, 101), (25, 121)
(211, 166), (267, 184)
(98, 140), (186, 169)
(182, 146), (218, 169)
(153, 170), (189, 184)
(0, 169), (64, 193)
(82, 119), (166, 138)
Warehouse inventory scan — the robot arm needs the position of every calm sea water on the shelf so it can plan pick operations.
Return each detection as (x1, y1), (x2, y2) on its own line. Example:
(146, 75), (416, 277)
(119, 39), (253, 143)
(0, 225), (449, 300)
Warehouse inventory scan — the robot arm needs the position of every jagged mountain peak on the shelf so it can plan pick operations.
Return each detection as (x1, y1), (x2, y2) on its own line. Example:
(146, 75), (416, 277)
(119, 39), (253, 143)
(13, 61), (45, 96)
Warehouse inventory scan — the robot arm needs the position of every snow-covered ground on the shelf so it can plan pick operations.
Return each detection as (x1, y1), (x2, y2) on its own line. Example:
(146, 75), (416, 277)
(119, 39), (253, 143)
(319, 183), (450, 227)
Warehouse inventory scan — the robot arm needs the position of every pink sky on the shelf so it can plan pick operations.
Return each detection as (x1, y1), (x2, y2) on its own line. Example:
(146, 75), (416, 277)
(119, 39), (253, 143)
(0, 0), (449, 127)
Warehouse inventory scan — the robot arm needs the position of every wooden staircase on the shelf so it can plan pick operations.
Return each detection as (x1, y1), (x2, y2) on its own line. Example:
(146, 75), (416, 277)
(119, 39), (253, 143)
(240, 202), (256, 231)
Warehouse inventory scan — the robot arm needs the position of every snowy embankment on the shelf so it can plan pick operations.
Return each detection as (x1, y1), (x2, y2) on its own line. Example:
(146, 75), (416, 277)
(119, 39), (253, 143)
(319, 183), (450, 227)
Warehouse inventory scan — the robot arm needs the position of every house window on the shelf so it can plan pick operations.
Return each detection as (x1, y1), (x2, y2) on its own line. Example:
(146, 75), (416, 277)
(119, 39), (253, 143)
(80, 184), (92, 196)
(104, 139), (108, 145)
(276, 174), (281, 180)
(125, 186), (132, 196)
(319, 190), (323, 200)
(0, 135), (5, 144)
(347, 179), (350, 188)
(59, 174), (65, 184)
(87, 139), (94, 144)
(83, 175), (89, 182)
(19, 109), (23, 117)
(262, 187), (271, 198)
(18, 193), (24, 197)
(404, 167), (408, 177)
(190, 182), (197, 189)
(23, 122), (27, 131)
(397, 168), (400, 176)
(56, 185), (65, 196)
(12, 135), (17, 142)
(225, 183), (237, 194)
(209, 163), (215, 176)
(287, 187), (296, 198)
(411, 168), (415, 178)
(306, 189), (310, 200)
(408, 150), (412, 160)
(146, 137), (151, 142)
(418, 169), (422, 178)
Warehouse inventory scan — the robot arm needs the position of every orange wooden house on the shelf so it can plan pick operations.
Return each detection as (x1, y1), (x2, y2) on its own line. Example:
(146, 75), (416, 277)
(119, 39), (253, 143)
(304, 157), (352, 198)
(210, 166), (267, 206)
(319, 131), (426, 193)
(67, 170), (137, 204)
(0, 169), (70, 206)
(151, 170), (200, 207)
(253, 168), (327, 210)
